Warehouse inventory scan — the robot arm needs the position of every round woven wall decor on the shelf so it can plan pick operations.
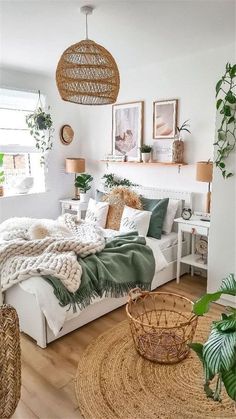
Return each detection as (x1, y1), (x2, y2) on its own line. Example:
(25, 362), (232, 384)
(56, 39), (120, 105)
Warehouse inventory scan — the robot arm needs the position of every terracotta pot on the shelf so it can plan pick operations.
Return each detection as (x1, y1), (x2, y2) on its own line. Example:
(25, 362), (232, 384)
(0, 185), (4, 197)
(172, 139), (184, 163)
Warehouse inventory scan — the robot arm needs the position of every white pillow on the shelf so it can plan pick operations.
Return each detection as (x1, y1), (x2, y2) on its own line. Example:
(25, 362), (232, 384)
(119, 206), (152, 237)
(85, 198), (109, 228)
(162, 199), (180, 234)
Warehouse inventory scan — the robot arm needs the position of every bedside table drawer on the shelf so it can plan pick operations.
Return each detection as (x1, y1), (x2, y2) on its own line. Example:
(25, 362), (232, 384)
(180, 223), (209, 236)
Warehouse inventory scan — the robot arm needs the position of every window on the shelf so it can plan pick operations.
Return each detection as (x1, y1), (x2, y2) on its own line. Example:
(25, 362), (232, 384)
(0, 88), (46, 195)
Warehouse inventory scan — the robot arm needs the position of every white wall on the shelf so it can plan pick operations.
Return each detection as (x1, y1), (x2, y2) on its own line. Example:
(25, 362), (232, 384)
(208, 115), (236, 306)
(77, 44), (234, 211)
(0, 68), (83, 221)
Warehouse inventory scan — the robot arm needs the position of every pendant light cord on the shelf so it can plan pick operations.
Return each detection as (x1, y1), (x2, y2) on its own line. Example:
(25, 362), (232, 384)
(85, 12), (88, 39)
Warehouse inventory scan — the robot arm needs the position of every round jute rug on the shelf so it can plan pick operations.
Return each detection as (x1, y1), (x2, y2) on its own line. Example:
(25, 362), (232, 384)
(75, 317), (235, 419)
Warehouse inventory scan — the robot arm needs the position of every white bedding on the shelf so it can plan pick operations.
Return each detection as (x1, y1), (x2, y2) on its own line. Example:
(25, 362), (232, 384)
(19, 233), (169, 336)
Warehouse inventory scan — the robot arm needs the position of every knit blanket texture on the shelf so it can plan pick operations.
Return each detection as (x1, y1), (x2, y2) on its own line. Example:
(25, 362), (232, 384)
(0, 215), (105, 293)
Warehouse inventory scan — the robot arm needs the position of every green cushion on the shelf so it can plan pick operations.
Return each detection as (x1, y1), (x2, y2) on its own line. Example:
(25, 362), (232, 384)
(96, 189), (106, 202)
(141, 197), (169, 239)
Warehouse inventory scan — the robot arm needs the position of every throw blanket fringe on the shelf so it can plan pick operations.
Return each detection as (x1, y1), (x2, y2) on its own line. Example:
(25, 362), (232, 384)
(44, 233), (155, 311)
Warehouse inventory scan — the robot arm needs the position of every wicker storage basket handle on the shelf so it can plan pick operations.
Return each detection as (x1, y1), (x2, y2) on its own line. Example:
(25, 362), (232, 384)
(128, 288), (150, 302)
(0, 300), (21, 418)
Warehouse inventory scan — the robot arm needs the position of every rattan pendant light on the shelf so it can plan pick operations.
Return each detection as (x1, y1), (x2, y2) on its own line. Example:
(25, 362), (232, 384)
(56, 6), (120, 105)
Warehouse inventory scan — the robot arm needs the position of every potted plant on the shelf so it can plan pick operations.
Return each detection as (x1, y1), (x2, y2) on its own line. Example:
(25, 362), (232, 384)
(140, 145), (152, 163)
(0, 153), (5, 197)
(26, 91), (54, 166)
(172, 120), (191, 163)
(75, 173), (93, 202)
(189, 273), (236, 407)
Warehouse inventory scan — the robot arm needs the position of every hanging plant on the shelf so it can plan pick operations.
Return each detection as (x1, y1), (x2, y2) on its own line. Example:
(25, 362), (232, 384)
(215, 63), (236, 179)
(26, 91), (54, 166)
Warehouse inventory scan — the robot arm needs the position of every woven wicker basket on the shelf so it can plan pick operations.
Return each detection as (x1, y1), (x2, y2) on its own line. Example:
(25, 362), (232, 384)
(126, 289), (198, 364)
(0, 305), (21, 418)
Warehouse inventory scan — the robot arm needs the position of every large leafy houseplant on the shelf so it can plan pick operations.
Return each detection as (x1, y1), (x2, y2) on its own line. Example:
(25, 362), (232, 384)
(215, 63), (236, 178)
(26, 91), (54, 166)
(189, 273), (236, 403)
(75, 173), (93, 193)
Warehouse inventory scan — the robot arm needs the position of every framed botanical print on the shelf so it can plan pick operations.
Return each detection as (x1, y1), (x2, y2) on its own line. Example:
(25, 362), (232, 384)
(153, 99), (178, 139)
(112, 101), (144, 161)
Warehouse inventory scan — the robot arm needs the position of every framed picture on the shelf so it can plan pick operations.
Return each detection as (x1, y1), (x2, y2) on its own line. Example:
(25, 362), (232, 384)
(153, 99), (178, 139)
(152, 139), (173, 163)
(112, 101), (144, 161)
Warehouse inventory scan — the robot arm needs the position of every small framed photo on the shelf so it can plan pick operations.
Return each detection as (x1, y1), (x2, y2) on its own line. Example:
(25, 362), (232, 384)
(112, 101), (144, 161)
(152, 139), (173, 163)
(153, 99), (178, 139)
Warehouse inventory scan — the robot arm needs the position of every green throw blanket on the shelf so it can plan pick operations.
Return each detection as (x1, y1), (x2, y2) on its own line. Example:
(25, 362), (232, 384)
(44, 232), (155, 311)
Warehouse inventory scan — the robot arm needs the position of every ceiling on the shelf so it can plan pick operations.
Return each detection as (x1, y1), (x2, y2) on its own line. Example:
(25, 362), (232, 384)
(0, 0), (235, 77)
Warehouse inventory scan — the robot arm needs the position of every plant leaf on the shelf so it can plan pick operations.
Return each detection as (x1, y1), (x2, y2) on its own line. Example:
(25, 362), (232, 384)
(203, 327), (236, 374)
(193, 292), (222, 315)
(189, 343), (204, 361)
(214, 312), (236, 332)
(222, 363), (236, 401)
(219, 273), (236, 295)
(216, 98), (223, 109)
(216, 79), (223, 96)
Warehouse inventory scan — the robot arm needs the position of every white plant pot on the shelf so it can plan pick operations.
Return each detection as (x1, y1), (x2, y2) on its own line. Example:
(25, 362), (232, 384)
(80, 192), (88, 202)
(141, 152), (151, 163)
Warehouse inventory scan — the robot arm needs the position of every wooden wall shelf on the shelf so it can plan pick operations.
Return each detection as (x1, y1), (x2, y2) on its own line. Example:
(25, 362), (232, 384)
(100, 160), (188, 167)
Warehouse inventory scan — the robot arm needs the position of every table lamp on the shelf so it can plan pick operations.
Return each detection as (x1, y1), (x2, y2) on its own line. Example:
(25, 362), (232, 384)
(196, 161), (213, 214)
(65, 158), (85, 200)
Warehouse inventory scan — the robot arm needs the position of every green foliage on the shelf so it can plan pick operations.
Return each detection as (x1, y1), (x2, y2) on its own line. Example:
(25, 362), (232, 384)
(189, 273), (236, 402)
(140, 145), (152, 153)
(75, 173), (93, 193)
(102, 173), (137, 190)
(215, 63), (236, 178)
(177, 120), (191, 136)
(26, 97), (54, 166)
(0, 153), (5, 185)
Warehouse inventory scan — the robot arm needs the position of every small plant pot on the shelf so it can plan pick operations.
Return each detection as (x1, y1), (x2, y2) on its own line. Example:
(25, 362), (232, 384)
(80, 192), (88, 203)
(141, 152), (151, 163)
(0, 185), (4, 197)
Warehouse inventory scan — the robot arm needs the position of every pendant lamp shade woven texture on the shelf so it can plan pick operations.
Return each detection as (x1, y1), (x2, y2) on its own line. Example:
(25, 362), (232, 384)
(56, 39), (120, 105)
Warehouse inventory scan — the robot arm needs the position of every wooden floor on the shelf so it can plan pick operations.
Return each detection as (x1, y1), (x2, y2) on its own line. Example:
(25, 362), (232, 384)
(12, 274), (220, 419)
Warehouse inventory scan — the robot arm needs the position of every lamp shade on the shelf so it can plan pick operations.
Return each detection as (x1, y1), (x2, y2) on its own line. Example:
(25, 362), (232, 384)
(65, 158), (85, 174)
(196, 161), (213, 183)
(56, 40), (120, 105)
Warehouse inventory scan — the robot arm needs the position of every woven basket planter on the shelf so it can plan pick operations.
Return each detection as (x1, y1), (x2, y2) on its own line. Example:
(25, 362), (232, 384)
(126, 289), (198, 364)
(56, 39), (120, 105)
(0, 305), (21, 419)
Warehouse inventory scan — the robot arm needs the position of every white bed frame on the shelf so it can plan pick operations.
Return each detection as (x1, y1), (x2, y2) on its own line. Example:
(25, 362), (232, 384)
(3, 187), (193, 348)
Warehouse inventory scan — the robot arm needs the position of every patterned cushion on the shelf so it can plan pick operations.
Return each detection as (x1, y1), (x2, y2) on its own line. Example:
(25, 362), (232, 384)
(102, 187), (142, 230)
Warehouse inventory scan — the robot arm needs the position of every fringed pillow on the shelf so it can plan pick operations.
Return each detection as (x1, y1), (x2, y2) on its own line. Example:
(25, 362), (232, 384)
(103, 187), (142, 230)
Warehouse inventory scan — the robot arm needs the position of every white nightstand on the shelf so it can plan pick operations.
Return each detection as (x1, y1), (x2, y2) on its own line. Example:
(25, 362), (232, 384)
(175, 216), (210, 283)
(60, 199), (88, 219)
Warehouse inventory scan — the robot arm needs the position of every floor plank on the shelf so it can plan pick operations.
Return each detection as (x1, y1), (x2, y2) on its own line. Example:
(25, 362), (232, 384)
(12, 274), (216, 419)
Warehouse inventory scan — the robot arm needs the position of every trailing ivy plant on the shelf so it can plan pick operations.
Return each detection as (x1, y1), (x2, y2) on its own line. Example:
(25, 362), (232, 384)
(215, 63), (236, 178)
(189, 273), (236, 403)
(102, 173), (137, 190)
(26, 91), (54, 166)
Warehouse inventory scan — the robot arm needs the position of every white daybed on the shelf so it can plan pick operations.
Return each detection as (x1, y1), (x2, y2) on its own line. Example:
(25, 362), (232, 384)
(3, 187), (193, 348)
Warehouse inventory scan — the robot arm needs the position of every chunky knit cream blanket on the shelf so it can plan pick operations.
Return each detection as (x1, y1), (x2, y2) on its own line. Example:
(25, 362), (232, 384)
(0, 214), (105, 293)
